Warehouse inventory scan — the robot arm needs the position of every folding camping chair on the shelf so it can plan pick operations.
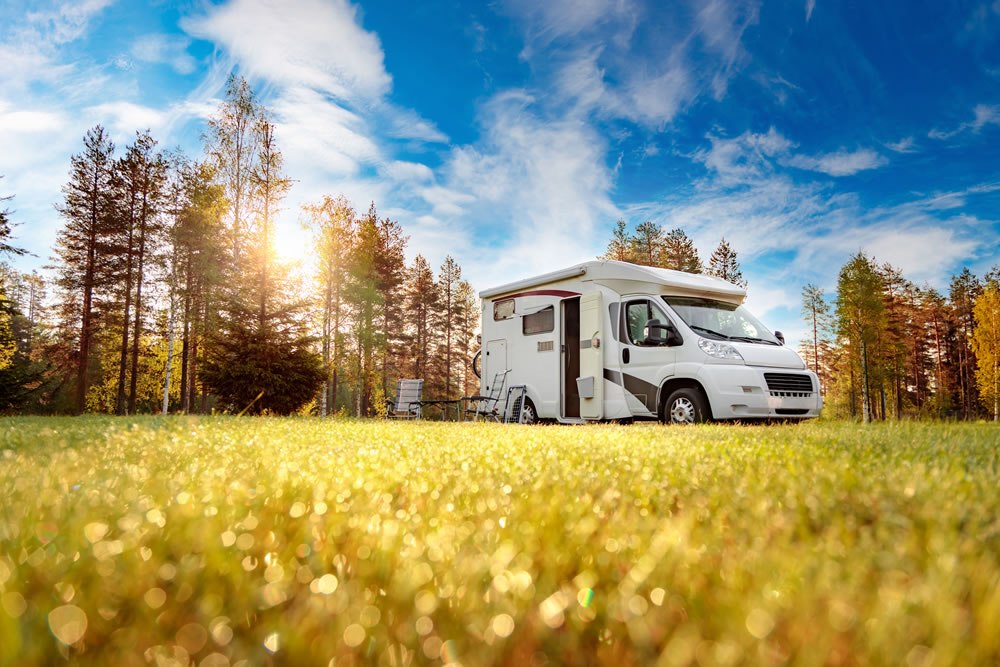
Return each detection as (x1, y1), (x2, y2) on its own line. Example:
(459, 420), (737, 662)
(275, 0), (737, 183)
(462, 369), (510, 422)
(385, 379), (424, 419)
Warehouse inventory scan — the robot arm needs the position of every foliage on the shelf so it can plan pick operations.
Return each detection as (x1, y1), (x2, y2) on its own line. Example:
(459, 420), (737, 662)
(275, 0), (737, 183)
(972, 284), (1000, 419)
(706, 237), (745, 287)
(661, 228), (702, 273)
(2, 419), (1000, 665)
(200, 321), (323, 415)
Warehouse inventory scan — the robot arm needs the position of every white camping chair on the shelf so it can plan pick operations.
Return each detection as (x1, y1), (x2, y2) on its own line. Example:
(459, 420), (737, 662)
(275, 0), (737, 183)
(385, 379), (424, 419)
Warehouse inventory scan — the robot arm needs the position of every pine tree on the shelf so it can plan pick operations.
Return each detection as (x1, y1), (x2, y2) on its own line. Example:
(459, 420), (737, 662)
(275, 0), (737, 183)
(799, 283), (831, 390)
(53, 125), (116, 414)
(303, 194), (355, 416)
(707, 237), (746, 287)
(600, 219), (633, 262)
(835, 252), (884, 422)
(437, 256), (463, 400)
(406, 255), (438, 384)
(0, 177), (26, 258)
(949, 268), (982, 419)
(662, 228), (702, 273)
(631, 221), (663, 267)
(376, 215), (408, 402)
(973, 283), (1000, 421)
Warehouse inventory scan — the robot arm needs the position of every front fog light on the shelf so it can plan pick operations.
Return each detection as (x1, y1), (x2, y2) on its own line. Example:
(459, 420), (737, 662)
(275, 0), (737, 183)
(698, 337), (744, 360)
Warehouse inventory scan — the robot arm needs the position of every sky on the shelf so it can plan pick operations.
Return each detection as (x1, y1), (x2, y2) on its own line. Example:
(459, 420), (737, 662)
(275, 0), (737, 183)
(1, 0), (999, 346)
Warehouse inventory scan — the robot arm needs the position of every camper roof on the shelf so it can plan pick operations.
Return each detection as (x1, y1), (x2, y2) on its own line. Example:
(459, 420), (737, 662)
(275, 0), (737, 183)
(480, 260), (747, 303)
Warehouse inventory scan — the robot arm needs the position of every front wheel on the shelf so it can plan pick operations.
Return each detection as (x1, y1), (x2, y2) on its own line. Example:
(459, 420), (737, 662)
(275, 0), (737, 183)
(662, 388), (709, 424)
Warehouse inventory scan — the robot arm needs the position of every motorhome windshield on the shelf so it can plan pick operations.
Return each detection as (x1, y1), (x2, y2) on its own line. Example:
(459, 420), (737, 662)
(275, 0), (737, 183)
(663, 296), (780, 345)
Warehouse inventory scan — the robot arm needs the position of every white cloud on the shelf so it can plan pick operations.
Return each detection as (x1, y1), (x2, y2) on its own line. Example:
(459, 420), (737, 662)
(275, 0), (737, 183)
(805, 0), (816, 21)
(131, 33), (197, 75)
(784, 147), (888, 176)
(384, 107), (448, 143)
(885, 136), (916, 153)
(271, 86), (380, 177)
(929, 103), (1000, 139)
(501, 0), (637, 54)
(694, 0), (760, 100)
(428, 91), (619, 288)
(182, 0), (391, 101)
(24, 0), (115, 45)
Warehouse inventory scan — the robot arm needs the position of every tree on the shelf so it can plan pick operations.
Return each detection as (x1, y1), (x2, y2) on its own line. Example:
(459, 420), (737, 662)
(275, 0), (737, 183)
(973, 283), (1000, 421)
(835, 253), (884, 422)
(662, 228), (702, 273)
(437, 256), (463, 400)
(376, 215), (408, 402)
(345, 204), (384, 416)
(205, 74), (260, 269)
(455, 279), (479, 396)
(54, 125), (116, 414)
(707, 237), (746, 287)
(304, 195), (355, 416)
(126, 132), (168, 414)
(600, 219), (633, 262)
(200, 322), (324, 415)
(949, 268), (982, 419)
(406, 255), (438, 384)
(0, 177), (26, 257)
(799, 284), (831, 390)
(249, 117), (292, 328)
(631, 221), (663, 267)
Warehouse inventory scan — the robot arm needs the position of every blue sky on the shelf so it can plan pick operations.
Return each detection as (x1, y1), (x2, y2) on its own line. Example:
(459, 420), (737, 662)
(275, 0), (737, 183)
(1, 0), (999, 345)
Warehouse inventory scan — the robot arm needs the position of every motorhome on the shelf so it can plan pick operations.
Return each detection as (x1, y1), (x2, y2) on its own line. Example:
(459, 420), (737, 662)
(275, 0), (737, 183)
(476, 260), (822, 424)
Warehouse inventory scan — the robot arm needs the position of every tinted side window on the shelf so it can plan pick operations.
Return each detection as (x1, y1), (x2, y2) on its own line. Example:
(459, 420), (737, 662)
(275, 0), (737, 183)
(523, 306), (554, 335)
(625, 301), (650, 344)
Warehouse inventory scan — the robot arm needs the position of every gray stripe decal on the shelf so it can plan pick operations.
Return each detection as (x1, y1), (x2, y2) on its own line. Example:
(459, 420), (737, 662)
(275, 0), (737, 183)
(603, 369), (658, 413)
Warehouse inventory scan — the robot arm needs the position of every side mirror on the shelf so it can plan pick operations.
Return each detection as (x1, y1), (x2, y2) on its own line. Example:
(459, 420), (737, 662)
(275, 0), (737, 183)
(643, 319), (682, 346)
(774, 330), (785, 345)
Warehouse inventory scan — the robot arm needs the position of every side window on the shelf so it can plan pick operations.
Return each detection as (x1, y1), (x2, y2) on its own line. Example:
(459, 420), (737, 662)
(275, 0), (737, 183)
(522, 306), (554, 335)
(624, 300), (676, 345)
(625, 301), (651, 344)
(493, 299), (514, 321)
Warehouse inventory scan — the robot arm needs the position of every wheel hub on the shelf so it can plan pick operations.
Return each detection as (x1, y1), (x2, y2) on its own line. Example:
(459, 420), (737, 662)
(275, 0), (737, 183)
(670, 397), (696, 424)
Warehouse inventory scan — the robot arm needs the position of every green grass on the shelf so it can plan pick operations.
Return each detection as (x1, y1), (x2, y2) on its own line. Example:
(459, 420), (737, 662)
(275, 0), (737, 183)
(1, 418), (999, 666)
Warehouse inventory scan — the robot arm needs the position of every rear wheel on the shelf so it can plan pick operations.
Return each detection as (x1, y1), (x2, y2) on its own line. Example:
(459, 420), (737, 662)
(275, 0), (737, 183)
(662, 388), (709, 424)
(512, 396), (537, 424)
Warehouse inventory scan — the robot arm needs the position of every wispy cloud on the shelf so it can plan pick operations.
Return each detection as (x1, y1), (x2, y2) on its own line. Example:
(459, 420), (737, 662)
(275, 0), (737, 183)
(929, 103), (1000, 139)
(805, 0), (816, 21)
(182, 0), (392, 101)
(885, 136), (917, 153)
(131, 33), (197, 75)
(784, 147), (888, 176)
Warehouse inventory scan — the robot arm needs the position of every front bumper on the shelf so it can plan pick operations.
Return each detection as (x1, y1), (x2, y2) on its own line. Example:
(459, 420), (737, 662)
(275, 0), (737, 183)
(696, 364), (822, 419)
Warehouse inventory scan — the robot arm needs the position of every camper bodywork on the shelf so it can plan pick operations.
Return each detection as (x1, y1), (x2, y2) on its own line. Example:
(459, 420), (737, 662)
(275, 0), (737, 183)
(478, 260), (822, 423)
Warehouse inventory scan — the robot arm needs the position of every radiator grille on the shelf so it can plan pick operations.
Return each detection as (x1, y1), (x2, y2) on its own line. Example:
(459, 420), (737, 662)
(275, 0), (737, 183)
(764, 373), (813, 397)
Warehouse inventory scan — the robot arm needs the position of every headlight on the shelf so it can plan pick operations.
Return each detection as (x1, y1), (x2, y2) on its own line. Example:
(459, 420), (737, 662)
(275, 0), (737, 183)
(698, 337), (744, 361)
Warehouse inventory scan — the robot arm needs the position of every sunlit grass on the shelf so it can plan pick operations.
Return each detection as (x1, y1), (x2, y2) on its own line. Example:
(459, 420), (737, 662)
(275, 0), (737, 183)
(1, 417), (999, 665)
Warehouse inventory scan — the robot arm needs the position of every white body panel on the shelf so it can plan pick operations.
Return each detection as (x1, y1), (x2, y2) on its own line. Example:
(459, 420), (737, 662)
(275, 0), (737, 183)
(479, 260), (822, 422)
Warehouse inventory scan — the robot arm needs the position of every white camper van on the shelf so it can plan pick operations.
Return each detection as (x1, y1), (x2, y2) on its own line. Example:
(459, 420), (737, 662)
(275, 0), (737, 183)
(476, 260), (822, 424)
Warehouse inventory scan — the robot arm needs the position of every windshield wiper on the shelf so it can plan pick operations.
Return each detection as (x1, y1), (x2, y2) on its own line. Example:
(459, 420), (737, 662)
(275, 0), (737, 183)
(689, 325), (732, 340)
(730, 336), (780, 346)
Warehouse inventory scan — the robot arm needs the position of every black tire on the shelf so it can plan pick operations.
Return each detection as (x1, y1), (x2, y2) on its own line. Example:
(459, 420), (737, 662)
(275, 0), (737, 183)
(662, 387), (709, 424)
(512, 396), (537, 424)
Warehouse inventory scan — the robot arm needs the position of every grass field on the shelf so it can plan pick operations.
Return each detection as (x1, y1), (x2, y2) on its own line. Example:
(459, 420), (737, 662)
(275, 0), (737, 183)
(1, 418), (999, 666)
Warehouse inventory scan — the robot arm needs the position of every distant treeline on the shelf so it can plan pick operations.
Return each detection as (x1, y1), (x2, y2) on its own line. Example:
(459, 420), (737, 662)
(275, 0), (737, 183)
(801, 255), (999, 421)
(0, 75), (478, 416)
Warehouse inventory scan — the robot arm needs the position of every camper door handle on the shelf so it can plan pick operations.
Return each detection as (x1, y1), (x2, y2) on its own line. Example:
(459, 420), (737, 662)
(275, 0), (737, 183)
(622, 349), (630, 364)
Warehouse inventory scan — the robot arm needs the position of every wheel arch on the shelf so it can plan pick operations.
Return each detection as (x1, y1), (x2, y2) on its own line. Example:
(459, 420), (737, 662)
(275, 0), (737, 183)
(657, 377), (713, 422)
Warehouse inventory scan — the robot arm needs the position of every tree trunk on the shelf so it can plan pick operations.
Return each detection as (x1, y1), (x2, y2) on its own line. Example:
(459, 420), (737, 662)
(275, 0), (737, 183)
(115, 200), (136, 415)
(861, 338), (871, 424)
(76, 162), (101, 415)
(128, 209), (148, 414)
